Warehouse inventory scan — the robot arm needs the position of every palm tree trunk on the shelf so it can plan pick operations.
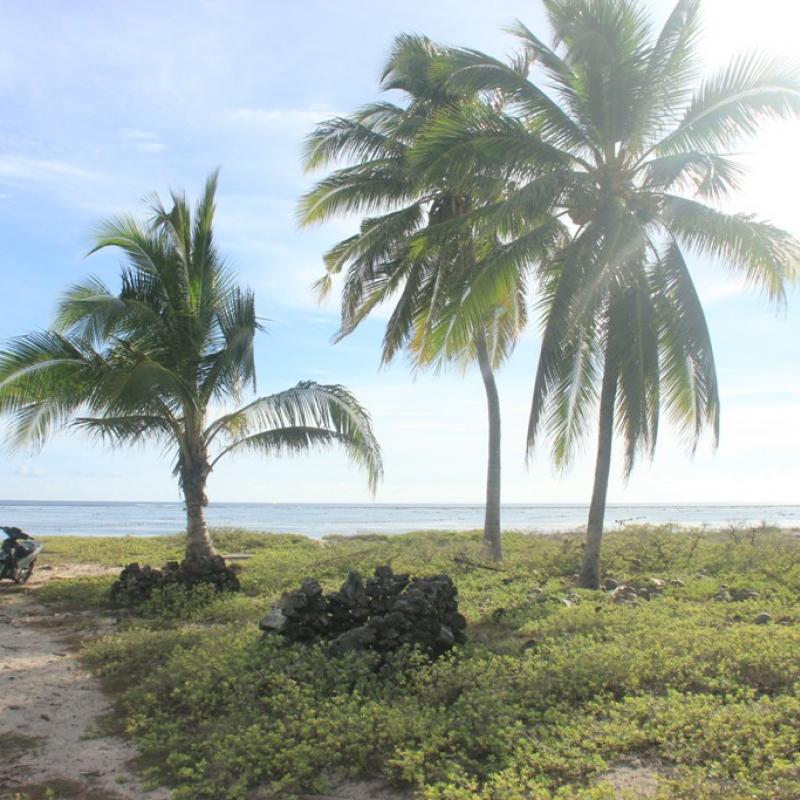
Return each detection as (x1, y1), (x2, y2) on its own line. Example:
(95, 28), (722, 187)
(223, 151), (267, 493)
(182, 452), (215, 560)
(475, 327), (502, 561)
(578, 342), (618, 589)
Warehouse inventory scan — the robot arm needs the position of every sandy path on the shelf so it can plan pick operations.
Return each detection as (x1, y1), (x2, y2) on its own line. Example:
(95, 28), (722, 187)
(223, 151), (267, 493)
(0, 571), (170, 800)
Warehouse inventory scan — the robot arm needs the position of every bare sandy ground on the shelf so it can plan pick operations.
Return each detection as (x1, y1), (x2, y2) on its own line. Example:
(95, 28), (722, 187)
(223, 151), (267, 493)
(0, 566), (169, 800)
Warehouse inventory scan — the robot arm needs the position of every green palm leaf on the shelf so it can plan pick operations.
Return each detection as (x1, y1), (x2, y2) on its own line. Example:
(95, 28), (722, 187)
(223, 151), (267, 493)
(208, 382), (383, 493)
(655, 53), (800, 155)
(661, 195), (800, 301)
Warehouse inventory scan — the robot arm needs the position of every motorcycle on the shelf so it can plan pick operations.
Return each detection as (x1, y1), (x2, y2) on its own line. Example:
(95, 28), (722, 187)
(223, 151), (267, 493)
(0, 526), (43, 584)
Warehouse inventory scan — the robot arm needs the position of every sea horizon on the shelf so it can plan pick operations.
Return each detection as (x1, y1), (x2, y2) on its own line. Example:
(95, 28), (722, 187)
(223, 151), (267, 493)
(4, 499), (800, 507)
(3, 499), (799, 538)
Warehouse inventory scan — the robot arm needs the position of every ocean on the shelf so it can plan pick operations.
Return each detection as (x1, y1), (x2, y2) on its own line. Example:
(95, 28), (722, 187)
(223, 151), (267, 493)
(1, 500), (799, 538)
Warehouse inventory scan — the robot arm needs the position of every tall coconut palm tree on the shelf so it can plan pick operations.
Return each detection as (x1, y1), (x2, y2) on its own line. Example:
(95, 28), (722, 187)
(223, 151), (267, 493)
(298, 35), (560, 559)
(415, 0), (800, 586)
(0, 172), (382, 560)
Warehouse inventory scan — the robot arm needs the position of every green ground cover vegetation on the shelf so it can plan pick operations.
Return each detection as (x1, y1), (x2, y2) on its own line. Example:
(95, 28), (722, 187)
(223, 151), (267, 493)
(33, 526), (800, 799)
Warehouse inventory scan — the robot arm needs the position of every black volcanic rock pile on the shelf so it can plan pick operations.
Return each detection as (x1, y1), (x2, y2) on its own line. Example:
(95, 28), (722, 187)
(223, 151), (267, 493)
(110, 555), (240, 605)
(260, 565), (467, 658)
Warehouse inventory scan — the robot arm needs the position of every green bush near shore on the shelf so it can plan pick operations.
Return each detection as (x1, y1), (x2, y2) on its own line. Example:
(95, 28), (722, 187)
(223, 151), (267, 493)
(38, 527), (800, 799)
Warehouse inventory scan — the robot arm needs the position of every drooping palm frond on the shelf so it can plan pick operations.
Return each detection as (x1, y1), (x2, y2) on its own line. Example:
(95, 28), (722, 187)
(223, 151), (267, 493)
(297, 160), (415, 227)
(611, 276), (661, 476)
(652, 239), (719, 448)
(72, 414), (177, 448)
(0, 331), (107, 450)
(546, 315), (601, 470)
(661, 195), (800, 302)
(527, 230), (598, 458)
(640, 151), (745, 201)
(206, 381), (383, 492)
(210, 427), (365, 467)
(301, 105), (408, 173)
(322, 204), (425, 286)
(426, 216), (567, 363)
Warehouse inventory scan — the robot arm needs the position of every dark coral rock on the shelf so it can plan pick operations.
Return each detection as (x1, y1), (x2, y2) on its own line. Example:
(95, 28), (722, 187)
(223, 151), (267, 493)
(261, 565), (467, 659)
(110, 554), (240, 605)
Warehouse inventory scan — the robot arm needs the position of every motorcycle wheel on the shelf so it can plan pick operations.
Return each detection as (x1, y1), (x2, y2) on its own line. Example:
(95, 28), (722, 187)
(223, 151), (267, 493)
(13, 565), (33, 584)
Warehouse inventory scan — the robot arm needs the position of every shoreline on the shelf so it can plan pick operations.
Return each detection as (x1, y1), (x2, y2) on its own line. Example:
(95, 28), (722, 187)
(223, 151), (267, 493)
(5, 502), (800, 539)
(24, 521), (800, 539)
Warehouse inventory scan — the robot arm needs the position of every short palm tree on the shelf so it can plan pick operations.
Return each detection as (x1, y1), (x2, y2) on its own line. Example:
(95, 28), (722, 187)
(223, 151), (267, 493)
(0, 172), (382, 560)
(299, 35), (558, 559)
(417, 0), (800, 586)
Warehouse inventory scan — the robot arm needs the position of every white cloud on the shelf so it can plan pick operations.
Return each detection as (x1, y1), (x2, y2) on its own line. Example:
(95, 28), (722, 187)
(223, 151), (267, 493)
(0, 155), (98, 184)
(225, 107), (340, 130)
(120, 129), (167, 154)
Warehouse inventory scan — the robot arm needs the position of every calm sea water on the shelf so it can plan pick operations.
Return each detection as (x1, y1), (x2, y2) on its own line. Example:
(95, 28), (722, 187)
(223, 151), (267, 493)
(1, 501), (799, 538)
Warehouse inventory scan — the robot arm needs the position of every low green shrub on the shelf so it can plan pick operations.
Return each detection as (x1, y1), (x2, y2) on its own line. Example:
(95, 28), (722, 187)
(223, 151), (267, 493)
(55, 527), (800, 799)
(36, 575), (115, 611)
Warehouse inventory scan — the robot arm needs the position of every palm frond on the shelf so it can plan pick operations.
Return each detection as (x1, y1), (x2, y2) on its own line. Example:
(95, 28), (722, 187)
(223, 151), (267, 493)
(611, 278), (661, 476)
(208, 382), (383, 492)
(88, 215), (189, 312)
(653, 239), (719, 448)
(412, 103), (575, 186)
(302, 105), (407, 172)
(297, 161), (413, 227)
(655, 53), (800, 155)
(629, 0), (702, 144)
(72, 414), (176, 447)
(440, 47), (594, 154)
(0, 331), (104, 450)
(200, 287), (259, 402)
(528, 223), (608, 458)
(54, 277), (125, 345)
(641, 151), (745, 200)
(546, 317), (600, 469)
(380, 33), (455, 99)
(418, 217), (567, 365)
(661, 194), (800, 302)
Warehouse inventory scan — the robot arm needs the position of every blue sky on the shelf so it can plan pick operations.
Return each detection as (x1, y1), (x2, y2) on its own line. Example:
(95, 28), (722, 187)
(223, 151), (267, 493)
(1, 0), (798, 505)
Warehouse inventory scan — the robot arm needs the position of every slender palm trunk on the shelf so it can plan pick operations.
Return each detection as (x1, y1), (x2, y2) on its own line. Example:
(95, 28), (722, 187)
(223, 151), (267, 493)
(578, 341), (618, 589)
(475, 327), (502, 561)
(182, 444), (215, 560)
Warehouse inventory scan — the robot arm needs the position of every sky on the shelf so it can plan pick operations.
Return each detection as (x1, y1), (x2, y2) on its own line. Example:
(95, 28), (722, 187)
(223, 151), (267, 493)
(0, 0), (798, 506)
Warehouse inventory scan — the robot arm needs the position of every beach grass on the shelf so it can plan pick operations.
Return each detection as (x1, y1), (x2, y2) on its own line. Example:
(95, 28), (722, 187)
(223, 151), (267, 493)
(32, 526), (800, 799)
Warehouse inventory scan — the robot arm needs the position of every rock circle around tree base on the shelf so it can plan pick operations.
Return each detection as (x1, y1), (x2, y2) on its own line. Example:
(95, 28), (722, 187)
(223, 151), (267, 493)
(260, 565), (467, 659)
(110, 554), (241, 605)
